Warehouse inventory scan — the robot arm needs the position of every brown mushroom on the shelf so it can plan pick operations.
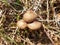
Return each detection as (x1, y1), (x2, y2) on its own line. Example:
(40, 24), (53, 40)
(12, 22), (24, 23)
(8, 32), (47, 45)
(56, 13), (60, 26)
(23, 10), (37, 22)
(28, 21), (41, 30)
(57, 13), (60, 19)
(17, 19), (27, 29)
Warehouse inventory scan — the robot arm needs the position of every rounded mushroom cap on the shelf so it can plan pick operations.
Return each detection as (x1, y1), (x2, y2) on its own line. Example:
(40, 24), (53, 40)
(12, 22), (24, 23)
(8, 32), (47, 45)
(55, 13), (60, 22)
(56, 13), (60, 27)
(57, 13), (60, 19)
(23, 10), (37, 22)
(17, 19), (27, 29)
(28, 21), (41, 30)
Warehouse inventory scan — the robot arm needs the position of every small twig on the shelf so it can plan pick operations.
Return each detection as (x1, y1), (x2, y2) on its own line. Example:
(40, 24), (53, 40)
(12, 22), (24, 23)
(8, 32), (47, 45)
(43, 24), (55, 45)
(47, 0), (49, 23)
(37, 19), (55, 22)
(47, 25), (60, 31)
(8, 3), (18, 12)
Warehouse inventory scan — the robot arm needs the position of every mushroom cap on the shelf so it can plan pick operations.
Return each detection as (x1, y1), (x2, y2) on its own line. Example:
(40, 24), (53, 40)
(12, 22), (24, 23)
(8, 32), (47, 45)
(56, 13), (60, 27)
(57, 13), (60, 19)
(23, 10), (37, 22)
(17, 19), (27, 29)
(56, 13), (60, 21)
(28, 21), (41, 30)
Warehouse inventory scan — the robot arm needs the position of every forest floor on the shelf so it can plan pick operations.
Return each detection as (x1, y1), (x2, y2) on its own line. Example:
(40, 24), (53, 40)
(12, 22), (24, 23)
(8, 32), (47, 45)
(0, 0), (60, 45)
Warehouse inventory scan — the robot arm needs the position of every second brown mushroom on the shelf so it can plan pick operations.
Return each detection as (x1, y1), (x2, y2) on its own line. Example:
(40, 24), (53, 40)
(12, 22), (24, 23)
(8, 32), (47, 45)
(27, 21), (41, 30)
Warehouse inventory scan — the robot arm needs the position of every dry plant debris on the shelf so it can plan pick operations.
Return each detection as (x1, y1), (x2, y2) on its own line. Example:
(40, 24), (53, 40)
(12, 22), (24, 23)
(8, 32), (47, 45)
(0, 0), (60, 45)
